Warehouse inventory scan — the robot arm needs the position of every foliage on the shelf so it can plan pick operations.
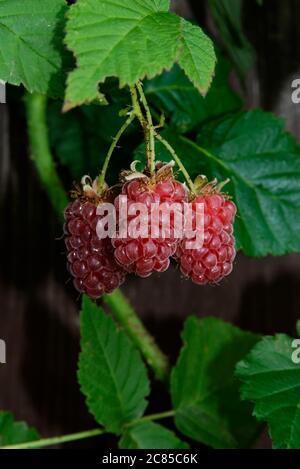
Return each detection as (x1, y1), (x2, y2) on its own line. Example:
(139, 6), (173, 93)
(0, 0), (299, 451)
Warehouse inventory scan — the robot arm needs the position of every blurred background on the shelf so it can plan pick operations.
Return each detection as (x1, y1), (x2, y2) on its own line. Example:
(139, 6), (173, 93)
(0, 0), (300, 448)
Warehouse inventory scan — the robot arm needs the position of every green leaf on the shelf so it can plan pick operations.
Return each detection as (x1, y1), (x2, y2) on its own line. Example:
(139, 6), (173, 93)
(171, 317), (261, 448)
(236, 334), (300, 449)
(78, 295), (150, 434)
(119, 421), (189, 449)
(0, 0), (69, 97)
(208, 0), (254, 77)
(0, 412), (39, 446)
(64, 0), (216, 110)
(297, 321), (300, 337)
(196, 110), (300, 256)
(145, 57), (241, 133)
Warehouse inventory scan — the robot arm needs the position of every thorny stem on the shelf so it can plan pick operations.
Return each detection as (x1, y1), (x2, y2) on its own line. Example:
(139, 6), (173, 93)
(130, 85), (154, 174)
(1, 410), (175, 449)
(130, 85), (146, 127)
(130, 84), (196, 192)
(98, 111), (136, 192)
(103, 289), (170, 382)
(25, 93), (68, 220)
(155, 133), (197, 195)
(136, 82), (156, 175)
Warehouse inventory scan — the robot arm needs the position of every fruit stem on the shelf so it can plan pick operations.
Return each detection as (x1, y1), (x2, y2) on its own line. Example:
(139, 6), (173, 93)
(98, 111), (136, 192)
(103, 289), (170, 382)
(25, 93), (69, 220)
(136, 82), (156, 176)
(130, 85), (146, 127)
(154, 133), (197, 195)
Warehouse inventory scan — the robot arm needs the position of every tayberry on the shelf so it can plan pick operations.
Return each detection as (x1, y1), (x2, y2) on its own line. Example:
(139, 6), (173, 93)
(112, 176), (188, 277)
(175, 193), (236, 285)
(64, 198), (126, 299)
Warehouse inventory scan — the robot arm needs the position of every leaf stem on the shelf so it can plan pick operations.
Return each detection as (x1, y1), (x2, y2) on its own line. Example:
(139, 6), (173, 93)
(128, 410), (175, 427)
(25, 93), (69, 220)
(98, 112), (136, 192)
(155, 132), (197, 195)
(0, 428), (104, 450)
(136, 82), (156, 175)
(103, 289), (170, 382)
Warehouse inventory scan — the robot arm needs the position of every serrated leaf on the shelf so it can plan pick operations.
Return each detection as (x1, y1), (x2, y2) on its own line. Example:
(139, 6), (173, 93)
(208, 0), (254, 77)
(0, 0), (69, 97)
(78, 295), (150, 434)
(178, 18), (215, 95)
(119, 421), (189, 449)
(145, 56), (241, 133)
(236, 334), (300, 449)
(171, 317), (260, 448)
(196, 110), (300, 256)
(0, 412), (39, 447)
(64, 0), (215, 110)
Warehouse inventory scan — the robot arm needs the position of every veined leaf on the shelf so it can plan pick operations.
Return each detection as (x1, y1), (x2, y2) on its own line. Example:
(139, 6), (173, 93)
(171, 316), (260, 448)
(236, 334), (300, 449)
(64, 0), (215, 110)
(78, 295), (150, 434)
(145, 57), (241, 133)
(0, 0), (69, 97)
(119, 421), (188, 449)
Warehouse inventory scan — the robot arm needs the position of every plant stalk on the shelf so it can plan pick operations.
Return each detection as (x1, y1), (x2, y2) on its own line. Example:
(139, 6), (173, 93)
(1, 428), (104, 450)
(136, 82), (156, 175)
(1, 410), (175, 449)
(25, 93), (68, 220)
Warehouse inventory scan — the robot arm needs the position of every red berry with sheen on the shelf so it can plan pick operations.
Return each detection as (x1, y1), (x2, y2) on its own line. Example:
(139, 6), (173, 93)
(175, 193), (236, 285)
(112, 178), (188, 277)
(64, 199), (126, 299)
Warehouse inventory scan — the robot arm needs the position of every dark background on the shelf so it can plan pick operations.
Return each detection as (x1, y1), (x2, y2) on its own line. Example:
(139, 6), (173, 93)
(0, 0), (300, 449)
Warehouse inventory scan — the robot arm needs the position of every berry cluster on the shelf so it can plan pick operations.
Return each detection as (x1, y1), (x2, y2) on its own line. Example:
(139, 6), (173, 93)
(64, 170), (237, 299)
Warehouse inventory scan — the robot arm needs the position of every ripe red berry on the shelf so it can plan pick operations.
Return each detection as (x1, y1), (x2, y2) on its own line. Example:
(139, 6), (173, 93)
(64, 199), (126, 299)
(175, 193), (236, 285)
(112, 177), (188, 277)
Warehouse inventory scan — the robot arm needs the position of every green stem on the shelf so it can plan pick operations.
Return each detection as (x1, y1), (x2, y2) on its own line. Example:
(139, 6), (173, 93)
(128, 410), (175, 426)
(155, 133), (196, 195)
(136, 82), (155, 175)
(1, 410), (175, 449)
(103, 289), (170, 382)
(1, 428), (104, 450)
(130, 86), (146, 127)
(98, 112), (136, 192)
(25, 93), (69, 221)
